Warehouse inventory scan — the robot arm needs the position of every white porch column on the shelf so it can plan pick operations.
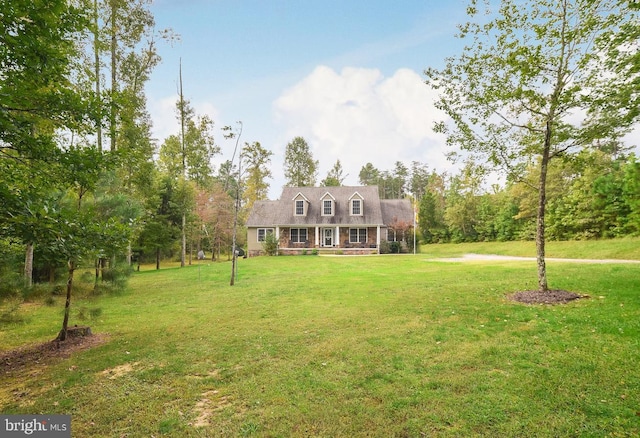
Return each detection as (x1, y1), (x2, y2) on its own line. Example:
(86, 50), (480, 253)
(315, 226), (319, 248)
(275, 226), (280, 240)
(376, 226), (381, 254)
(336, 226), (340, 247)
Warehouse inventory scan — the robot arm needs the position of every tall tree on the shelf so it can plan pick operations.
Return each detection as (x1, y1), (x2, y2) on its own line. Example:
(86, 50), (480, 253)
(0, 0), (93, 286)
(159, 96), (218, 268)
(242, 141), (273, 210)
(358, 162), (380, 186)
(409, 161), (430, 200)
(284, 136), (318, 187)
(425, 0), (638, 292)
(417, 171), (448, 243)
(159, 100), (219, 186)
(321, 159), (347, 187)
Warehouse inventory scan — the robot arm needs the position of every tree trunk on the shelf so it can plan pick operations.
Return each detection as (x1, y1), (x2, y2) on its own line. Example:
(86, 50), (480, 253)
(156, 247), (160, 270)
(127, 242), (132, 266)
(109, 0), (117, 152)
(93, 0), (102, 152)
(181, 213), (186, 267)
(24, 242), (34, 288)
(58, 260), (75, 342)
(536, 121), (552, 293)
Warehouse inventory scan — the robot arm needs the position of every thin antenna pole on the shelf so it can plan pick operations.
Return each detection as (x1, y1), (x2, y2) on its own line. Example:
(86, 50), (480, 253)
(179, 59), (186, 268)
(229, 122), (243, 285)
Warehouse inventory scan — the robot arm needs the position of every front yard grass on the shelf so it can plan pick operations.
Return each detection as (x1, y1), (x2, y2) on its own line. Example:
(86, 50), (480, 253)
(1, 248), (639, 437)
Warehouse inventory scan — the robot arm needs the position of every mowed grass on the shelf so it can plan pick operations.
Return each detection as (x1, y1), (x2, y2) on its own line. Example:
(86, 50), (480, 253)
(1, 241), (639, 437)
(420, 236), (640, 260)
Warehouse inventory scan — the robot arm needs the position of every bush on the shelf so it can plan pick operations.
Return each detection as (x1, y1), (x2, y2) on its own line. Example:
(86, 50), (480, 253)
(262, 233), (279, 256)
(0, 272), (24, 301)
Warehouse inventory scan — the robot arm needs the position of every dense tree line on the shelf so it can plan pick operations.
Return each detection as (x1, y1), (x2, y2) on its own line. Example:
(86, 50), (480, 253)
(0, 0), (262, 312)
(351, 149), (640, 245)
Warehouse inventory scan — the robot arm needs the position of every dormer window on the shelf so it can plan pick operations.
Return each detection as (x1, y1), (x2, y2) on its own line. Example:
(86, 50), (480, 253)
(320, 192), (336, 216)
(349, 192), (364, 216)
(293, 192), (309, 216)
(351, 199), (362, 215)
(323, 199), (333, 216)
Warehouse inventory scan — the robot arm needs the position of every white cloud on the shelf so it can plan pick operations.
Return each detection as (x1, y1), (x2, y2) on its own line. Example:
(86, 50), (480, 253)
(272, 66), (450, 186)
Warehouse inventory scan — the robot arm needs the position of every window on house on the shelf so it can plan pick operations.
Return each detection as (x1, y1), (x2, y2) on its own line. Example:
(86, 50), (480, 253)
(387, 229), (403, 242)
(257, 228), (274, 242)
(323, 199), (333, 216)
(290, 228), (308, 243)
(351, 199), (362, 215)
(295, 200), (304, 216)
(349, 228), (367, 243)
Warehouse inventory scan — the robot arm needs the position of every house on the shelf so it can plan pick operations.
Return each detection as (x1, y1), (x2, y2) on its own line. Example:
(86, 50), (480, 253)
(246, 186), (414, 256)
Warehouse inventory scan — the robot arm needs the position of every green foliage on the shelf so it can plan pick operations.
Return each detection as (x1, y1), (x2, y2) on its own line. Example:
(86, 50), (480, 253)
(389, 241), (402, 254)
(0, 0), (91, 159)
(358, 162), (408, 199)
(321, 159), (346, 187)
(242, 141), (273, 210)
(159, 100), (220, 186)
(261, 232), (279, 256)
(283, 136), (318, 187)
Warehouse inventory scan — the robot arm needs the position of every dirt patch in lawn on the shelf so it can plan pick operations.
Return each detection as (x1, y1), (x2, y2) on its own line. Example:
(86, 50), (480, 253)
(0, 333), (109, 376)
(508, 289), (585, 305)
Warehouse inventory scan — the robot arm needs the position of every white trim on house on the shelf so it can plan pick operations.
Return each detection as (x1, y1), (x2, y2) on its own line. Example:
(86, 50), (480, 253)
(290, 227), (308, 243)
(349, 227), (367, 244)
(257, 228), (274, 242)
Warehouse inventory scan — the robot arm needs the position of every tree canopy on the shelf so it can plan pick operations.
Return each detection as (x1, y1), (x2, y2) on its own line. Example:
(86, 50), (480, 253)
(425, 0), (639, 291)
(284, 136), (318, 187)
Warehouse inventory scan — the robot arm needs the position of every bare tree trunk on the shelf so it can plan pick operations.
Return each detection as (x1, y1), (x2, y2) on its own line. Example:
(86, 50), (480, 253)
(58, 260), (75, 341)
(536, 122), (552, 293)
(181, 213), (186, 267)
(156, 247), (160, 270)
(179, 61), (187, 268)
(24, 242), (34, 288)
(109, 0), (117, 152)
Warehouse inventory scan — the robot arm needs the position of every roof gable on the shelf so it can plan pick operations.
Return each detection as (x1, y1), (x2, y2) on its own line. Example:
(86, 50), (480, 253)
(292, 192), (309, 202)
(248, 186), (411, 227)
(320, 191), (336, 201)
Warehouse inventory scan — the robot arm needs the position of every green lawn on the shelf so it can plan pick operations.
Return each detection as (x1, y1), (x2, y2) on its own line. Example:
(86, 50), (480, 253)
(1, 241), (639, 437)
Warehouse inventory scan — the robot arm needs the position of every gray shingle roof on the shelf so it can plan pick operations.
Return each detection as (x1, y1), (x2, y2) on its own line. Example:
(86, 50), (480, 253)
(246, 186), (413, 228)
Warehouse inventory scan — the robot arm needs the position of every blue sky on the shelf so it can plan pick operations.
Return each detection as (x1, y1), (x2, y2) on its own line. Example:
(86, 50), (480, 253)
(145, 0), (471, 197)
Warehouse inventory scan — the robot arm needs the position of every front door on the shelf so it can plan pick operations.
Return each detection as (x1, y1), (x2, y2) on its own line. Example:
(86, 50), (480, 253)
(323, 228), (333, 247)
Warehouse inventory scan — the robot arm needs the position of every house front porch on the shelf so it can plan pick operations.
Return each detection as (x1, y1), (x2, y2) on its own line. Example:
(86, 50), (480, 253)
(275, 225), (380, 255)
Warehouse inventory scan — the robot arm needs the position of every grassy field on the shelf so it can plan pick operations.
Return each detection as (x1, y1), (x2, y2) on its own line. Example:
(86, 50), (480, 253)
(1, 239), (639, 437)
